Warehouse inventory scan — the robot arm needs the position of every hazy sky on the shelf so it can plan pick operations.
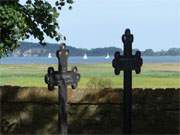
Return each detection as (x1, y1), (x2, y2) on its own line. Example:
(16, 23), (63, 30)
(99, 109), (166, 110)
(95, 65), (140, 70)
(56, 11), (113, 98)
(20, 0), (180, 51)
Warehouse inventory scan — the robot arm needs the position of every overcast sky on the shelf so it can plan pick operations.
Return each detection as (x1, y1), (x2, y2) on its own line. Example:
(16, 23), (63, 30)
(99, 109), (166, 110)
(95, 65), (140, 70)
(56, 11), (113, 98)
(20, 0), (180, 51)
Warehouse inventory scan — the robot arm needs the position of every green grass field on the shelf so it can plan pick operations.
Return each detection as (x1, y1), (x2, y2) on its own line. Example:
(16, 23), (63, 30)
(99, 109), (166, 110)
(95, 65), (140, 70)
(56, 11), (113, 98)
(0, 63), (179, 88)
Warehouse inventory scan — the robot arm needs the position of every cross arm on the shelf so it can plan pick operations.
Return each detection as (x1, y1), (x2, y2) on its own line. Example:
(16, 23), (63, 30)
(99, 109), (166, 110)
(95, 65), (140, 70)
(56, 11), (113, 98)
(112, 51), (143, 75)
(44, 66), (80, 90)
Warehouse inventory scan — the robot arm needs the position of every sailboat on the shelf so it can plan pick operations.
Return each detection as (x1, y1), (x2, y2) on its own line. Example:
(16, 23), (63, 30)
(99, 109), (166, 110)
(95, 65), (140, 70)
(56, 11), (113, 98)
(83, 53), (88, 59)
(48, 53), (52, 58)
(105, 53), (110, 59)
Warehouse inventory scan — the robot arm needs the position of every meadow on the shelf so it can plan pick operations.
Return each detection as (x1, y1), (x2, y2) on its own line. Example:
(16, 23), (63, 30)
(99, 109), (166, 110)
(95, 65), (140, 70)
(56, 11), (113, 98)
(0, 63), (179, 88)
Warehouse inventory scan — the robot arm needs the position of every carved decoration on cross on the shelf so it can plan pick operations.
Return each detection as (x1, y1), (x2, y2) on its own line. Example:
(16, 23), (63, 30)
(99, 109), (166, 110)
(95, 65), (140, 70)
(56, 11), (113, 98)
(44, 43), (80, 90)
(112, 29), (143, 74)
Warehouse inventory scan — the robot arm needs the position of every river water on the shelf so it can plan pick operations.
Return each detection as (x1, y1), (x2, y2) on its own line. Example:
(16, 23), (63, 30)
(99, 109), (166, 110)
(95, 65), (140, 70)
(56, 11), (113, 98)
(0, 56), (179, 64)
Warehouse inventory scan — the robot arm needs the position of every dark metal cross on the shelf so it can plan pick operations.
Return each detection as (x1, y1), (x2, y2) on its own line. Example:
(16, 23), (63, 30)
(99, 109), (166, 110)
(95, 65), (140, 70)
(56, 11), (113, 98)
(112, 29), (143, 134)
(44, 43), (80, 135)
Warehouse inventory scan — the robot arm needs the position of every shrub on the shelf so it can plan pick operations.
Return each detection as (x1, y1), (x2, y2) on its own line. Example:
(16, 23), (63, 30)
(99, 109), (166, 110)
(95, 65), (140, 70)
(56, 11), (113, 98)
(87, 77), (112, 90)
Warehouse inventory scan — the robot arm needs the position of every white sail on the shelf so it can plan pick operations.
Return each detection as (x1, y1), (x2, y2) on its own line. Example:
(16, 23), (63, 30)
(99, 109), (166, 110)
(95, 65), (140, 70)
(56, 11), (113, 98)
(48, 53), (52, 58)
(105, 53), (110, 59)
(83, 53), (88, 59)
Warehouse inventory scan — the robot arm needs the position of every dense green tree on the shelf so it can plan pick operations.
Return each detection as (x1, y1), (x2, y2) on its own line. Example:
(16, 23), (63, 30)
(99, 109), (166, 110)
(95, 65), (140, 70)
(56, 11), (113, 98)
(0, 0), (73, 58)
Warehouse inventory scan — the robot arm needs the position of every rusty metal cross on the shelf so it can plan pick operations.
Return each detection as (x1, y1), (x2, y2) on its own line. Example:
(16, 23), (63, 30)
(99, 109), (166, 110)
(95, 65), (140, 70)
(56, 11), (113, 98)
(44, 43), (80, 135)
(112, 29), (143, 134)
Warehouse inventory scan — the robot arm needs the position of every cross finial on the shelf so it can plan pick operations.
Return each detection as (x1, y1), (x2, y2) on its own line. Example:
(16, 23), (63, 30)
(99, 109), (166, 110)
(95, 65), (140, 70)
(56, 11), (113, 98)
(56, 43), (69, 72)
(122, 28), (133, 44)
(122, 28), (133, 56)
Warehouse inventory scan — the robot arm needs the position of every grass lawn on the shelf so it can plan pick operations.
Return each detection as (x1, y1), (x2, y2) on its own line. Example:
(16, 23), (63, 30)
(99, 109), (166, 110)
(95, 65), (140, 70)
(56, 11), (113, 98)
(0, 63), (179, 88)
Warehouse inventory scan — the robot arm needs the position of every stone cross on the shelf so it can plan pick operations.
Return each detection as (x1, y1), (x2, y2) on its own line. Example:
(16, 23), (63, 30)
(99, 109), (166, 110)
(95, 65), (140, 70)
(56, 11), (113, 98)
(112, 29), (143, 134)
(44, 43), (80, 135)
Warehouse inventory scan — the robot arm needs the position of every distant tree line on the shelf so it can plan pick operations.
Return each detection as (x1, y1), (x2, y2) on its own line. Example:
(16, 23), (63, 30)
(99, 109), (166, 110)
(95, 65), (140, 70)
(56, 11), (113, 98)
(11, 42), (180, 57)
(142, 48), (180, 56)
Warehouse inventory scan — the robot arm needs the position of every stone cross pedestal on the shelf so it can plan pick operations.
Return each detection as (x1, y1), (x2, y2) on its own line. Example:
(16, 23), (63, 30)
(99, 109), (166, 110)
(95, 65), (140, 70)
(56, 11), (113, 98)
(112, 29), (143, 134)
(45, 43), (80, 135)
